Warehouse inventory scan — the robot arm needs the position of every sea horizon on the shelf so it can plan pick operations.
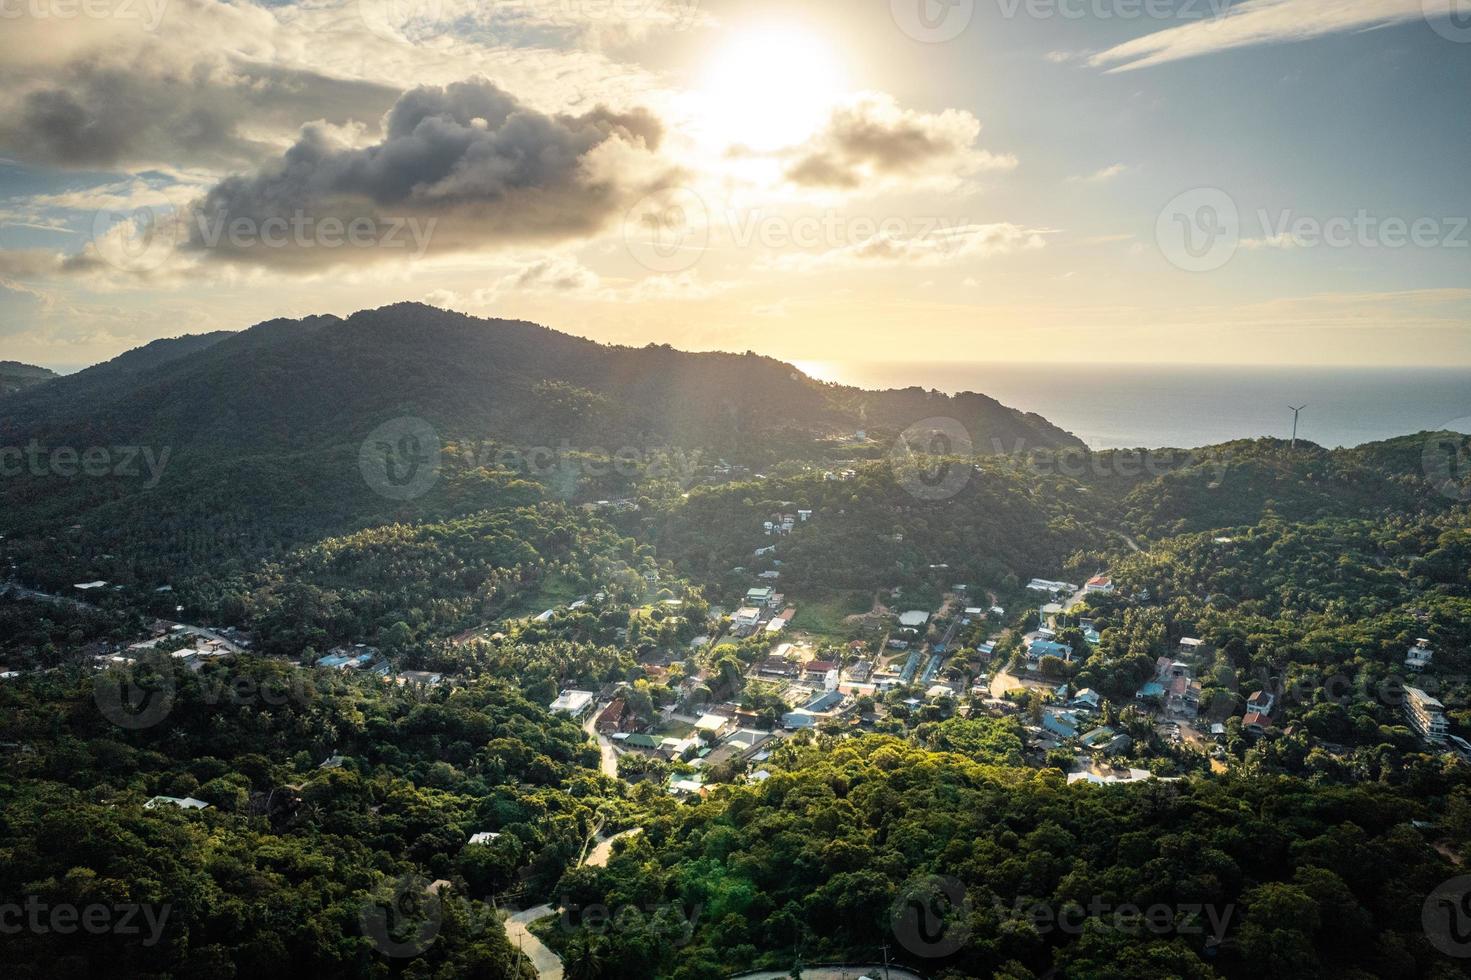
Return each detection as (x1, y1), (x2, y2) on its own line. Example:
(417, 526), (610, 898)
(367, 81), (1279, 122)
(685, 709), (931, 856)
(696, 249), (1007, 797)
(794, 361), (1471, 451)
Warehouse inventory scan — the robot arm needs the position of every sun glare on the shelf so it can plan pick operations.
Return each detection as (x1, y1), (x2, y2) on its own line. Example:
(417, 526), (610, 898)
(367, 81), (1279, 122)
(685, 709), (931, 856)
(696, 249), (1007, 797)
(697, 25), (849, 154)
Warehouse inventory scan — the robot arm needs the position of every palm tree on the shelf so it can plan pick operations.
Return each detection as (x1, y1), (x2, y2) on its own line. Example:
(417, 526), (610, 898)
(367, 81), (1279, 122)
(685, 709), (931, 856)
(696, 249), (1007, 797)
(564, 934), (606, 980)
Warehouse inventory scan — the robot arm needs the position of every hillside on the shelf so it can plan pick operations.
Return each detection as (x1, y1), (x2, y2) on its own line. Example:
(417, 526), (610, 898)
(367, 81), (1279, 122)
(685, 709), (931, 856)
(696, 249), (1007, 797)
(0, 304), (1081, 453)
(0, 303), (1084, 581)
(0, 361), (58, 396)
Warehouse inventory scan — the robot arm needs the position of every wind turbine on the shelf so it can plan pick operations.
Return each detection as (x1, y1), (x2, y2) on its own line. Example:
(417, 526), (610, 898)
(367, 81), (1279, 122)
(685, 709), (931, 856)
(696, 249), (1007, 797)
(1288, 405), (1306, 450)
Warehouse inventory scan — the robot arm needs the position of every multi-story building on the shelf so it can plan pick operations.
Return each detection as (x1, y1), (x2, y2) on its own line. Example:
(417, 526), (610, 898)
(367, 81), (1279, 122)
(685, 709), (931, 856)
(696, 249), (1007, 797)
(1405, 686), (1449, 743)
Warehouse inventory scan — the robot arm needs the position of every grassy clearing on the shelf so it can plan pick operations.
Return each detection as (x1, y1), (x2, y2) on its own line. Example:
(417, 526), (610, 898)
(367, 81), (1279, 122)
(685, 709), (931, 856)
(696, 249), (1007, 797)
(790, 591), (870, 635)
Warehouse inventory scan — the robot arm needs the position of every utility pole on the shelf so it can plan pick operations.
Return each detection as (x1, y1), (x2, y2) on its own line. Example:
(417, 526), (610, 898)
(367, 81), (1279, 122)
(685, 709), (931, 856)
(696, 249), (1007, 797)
(1288, 405), (1306, 451)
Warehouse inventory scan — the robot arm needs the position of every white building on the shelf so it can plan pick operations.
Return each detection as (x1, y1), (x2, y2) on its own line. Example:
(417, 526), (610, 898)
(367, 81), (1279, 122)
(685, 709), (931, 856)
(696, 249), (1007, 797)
(145, 796), (211, 811)
(898, 610), (930, 629)
(1406, 639), (1434, 672)
(1405, 687), (1449, 743)
(732, 606), (763, 627)
(549, 690), (596, 716)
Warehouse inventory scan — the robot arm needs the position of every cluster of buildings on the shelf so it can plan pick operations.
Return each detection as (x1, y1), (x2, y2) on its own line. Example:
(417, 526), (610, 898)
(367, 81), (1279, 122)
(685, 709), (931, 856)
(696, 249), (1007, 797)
(730, 586), (795, 638)
(761, 508), (813, 536)
(316, 644), (389, 676)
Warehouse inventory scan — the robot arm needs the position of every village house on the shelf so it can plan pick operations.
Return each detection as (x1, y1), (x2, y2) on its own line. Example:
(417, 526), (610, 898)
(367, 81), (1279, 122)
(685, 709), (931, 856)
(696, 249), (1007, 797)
(1079, 726), (1132, 756)
(757, 656), (800, 679)
(596, 697), (641, 735)
(145, 796), (210, 811)
(1085, 575), (1114, 594)
(732, 606), (763, 629)
(1406, 638), (1434, 672)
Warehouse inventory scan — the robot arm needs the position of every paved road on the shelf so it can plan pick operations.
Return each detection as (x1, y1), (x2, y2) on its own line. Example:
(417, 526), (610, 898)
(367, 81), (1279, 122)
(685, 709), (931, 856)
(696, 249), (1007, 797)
(580, 706), (619, 778)
(505, 906), (563, 980)
(585, 828), (642, 868)
(5, 581), (247, 653)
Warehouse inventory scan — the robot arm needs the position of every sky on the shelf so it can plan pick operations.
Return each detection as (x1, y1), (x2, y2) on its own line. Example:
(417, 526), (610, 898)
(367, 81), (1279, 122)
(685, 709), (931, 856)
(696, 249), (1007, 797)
(1, 0), (1469, 371)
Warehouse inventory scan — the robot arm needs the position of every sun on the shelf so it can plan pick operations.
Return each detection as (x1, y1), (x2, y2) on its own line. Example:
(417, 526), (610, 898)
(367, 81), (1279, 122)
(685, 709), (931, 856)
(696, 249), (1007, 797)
(697, 25), (849, 153)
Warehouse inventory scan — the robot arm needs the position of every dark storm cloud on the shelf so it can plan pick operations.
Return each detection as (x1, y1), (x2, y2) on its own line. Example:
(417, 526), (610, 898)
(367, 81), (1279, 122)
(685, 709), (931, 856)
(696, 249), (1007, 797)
(182, 77), (668, 269)
(0, 59), (401, 171)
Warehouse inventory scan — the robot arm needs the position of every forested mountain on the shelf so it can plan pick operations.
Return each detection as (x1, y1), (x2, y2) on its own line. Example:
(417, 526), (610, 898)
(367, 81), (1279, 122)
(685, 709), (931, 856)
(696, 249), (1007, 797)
(0, 304), (1082, 578)
(0, 361), (58, 396)
(0, 304), (1081, 454)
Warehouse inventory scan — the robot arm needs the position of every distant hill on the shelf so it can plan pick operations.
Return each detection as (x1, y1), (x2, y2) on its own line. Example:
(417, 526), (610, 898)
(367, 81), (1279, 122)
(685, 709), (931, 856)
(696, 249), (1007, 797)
(0, 361), (58, 396)
(0, 304), (1079, 454)
(0, 303), (1084, 582)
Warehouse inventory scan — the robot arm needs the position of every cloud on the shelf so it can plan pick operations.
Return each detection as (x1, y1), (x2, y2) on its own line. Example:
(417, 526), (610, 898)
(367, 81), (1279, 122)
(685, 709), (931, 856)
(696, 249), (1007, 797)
(772, 223), (1046, 271)
(0, 60), (398, 171)
(780, 93), (1016, 191)
(1068, 164), (1129, 184)
(179, 77), (670, 269)
(1241, 233), (1304, 249)
(1090, 0), (1430, 72)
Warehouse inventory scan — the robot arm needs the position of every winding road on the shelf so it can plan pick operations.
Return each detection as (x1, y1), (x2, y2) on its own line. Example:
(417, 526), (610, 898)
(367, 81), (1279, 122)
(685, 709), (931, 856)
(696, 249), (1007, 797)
(581, 703), (620, 779)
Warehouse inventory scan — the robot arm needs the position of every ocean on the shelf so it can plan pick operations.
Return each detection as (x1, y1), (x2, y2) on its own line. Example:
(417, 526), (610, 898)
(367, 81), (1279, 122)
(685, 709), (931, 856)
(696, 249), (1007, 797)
(797, 363), (1471, 450)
